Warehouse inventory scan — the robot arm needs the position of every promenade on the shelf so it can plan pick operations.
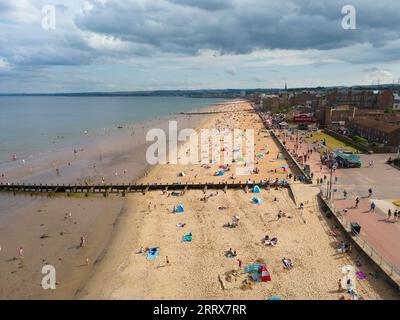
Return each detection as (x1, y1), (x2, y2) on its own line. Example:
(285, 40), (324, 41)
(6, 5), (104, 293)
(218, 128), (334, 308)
(276, 129), (400, 272)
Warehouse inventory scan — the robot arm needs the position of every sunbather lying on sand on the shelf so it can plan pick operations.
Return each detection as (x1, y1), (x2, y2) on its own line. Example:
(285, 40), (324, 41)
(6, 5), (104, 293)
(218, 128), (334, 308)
(265, 237), (278, 246)
(225, 248), (237, 258)
(337, 243), (351, 253)
(282, 257), (293, 269)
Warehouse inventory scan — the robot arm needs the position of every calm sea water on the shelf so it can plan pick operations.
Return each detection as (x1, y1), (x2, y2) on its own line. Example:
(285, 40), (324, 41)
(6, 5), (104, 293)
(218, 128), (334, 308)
(0, 96), (225, 164)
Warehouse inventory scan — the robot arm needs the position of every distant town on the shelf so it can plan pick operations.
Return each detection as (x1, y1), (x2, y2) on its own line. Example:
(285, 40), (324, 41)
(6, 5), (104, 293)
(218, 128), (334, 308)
(248, 84), (400, 156)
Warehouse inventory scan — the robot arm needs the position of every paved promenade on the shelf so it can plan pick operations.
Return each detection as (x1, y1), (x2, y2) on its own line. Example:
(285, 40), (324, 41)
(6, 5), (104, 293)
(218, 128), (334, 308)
(275, 129), (400, 271)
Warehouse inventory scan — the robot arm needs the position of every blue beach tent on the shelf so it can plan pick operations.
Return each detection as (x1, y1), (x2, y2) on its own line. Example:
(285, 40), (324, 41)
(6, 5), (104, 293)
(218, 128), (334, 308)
(251, 197), (262, 204)
(147, 247), (159, 260)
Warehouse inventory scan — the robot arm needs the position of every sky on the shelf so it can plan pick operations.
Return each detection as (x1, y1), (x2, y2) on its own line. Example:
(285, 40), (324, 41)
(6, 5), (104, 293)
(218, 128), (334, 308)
(0, 0), (400, 93)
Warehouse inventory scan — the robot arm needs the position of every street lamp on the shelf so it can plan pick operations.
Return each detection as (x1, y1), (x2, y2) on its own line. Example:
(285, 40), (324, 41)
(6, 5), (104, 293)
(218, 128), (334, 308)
(326, 157), (334, 200)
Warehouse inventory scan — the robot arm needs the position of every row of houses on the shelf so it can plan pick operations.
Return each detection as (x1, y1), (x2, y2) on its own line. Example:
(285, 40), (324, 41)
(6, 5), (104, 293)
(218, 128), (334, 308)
(349, 118), (400, 147)
(252, 89), (400, 148)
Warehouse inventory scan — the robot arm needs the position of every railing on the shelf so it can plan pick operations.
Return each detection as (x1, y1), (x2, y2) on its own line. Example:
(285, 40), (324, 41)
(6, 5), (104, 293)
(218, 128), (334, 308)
(269, 130), (313, 184)
(321, 194), (400, 287)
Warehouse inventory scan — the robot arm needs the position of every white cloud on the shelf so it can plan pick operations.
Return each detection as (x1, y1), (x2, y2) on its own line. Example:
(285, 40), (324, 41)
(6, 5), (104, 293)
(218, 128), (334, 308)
(0, 57), (10, 69)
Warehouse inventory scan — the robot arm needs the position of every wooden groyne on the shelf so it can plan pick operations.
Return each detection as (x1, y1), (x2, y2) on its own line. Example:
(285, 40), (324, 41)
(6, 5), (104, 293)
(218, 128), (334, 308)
(0, 181), (285, 195)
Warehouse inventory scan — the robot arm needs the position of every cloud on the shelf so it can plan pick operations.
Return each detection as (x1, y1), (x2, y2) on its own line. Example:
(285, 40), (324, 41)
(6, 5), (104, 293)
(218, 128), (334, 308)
(363, 67), (394, 84)
(167, 0), (233, 11)
(75, 0), (400, 57)
(225, 67), (237, 76)
(1, 0), (400, 92)
(251, 76), (264, 82)
(0, 57), (10, 69)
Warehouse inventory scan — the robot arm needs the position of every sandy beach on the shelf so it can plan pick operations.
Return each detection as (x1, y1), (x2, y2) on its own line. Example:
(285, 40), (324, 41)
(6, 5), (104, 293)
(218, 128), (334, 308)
(76, 101), (398, 300)
(0, 101), (222, 299)
(0, 99), (398, 300)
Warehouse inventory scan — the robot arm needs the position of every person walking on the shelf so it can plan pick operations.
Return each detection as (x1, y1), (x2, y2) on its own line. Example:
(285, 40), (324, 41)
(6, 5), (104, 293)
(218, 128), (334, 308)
(368, 188), (372, 198)
(369, 201), (376, 212)
(343, 189), (348, 200)
(355, 197), (360, 208)
(387, 209), (392, 222)
(80, 236), (86, 248)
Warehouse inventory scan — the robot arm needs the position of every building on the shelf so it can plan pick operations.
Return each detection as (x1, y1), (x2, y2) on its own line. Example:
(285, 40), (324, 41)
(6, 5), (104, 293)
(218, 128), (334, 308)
(393, 93), (400, 111)
(327, 89), (393, 109)
(349, 118), (400, 146)
(320, 105), (356, 127)
(377, 90), (394, 109)
(261, 94), (281, 112)
(290, 91), (317, 107)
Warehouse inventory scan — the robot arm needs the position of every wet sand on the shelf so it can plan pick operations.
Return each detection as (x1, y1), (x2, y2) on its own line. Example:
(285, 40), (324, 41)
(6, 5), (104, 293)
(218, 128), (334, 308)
(0, 101), (223, 299)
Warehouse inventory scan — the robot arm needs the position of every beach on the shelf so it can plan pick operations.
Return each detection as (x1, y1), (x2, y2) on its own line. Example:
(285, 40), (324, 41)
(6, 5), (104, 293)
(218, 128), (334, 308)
(0, 99), (223, 299)
(76, 101), (398, 300)
(0, 99), (398, 300)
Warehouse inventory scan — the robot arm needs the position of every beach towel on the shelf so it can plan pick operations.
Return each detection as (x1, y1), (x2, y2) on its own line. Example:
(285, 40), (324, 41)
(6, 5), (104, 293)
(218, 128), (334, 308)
(147, 247), (159, 260)
(182, 232), (192, 242)
(244, 263), (266, 273)
(341, 265), (354, 273)
(251, 272), (261, 282)
(356, 271), (366, 280)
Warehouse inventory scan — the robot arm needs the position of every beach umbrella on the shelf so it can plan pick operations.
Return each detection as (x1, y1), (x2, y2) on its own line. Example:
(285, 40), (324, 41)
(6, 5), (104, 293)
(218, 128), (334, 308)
(279, 165), (288, 169)
(177, 204), (184, 213)
(179, 171), (186, 177)
(258, 153), (265, 158)
(252, 185), (261, 193)
(217, 170), (224, 176)
(341, 265), (354, 274)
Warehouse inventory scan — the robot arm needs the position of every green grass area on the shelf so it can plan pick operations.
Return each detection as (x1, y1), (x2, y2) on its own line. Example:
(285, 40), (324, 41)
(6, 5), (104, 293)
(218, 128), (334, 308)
(305, 131), (360, 153)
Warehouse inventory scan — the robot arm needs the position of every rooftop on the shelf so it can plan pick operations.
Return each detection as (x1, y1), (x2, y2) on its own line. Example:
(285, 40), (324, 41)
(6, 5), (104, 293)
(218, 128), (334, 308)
(351, 118), (400, 133)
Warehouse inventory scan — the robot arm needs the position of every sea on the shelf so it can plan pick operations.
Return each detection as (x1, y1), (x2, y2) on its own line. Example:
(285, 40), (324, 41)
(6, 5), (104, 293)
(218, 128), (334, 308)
(0, 96), (226, 165)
